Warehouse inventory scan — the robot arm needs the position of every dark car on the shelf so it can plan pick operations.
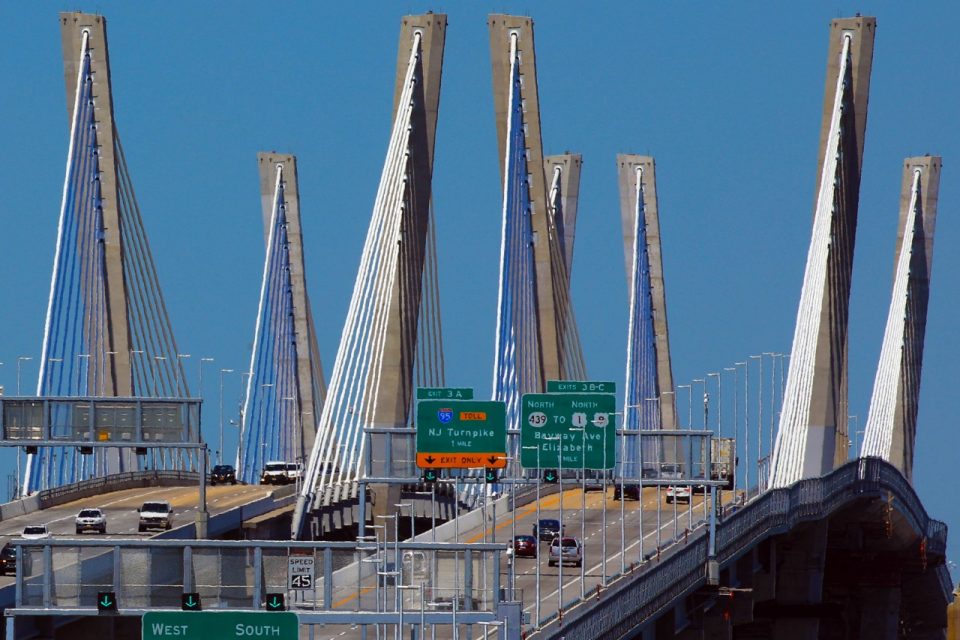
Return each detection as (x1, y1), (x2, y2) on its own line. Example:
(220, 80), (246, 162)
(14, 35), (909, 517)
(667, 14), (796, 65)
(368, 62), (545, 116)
(614, 484), (642, 501)
(511, 535), (538, 558)
(532, 518), (562, 542)
(0, 544), (16, 576)
(210, 464), (237, 486)
(0, 543), (31, 576)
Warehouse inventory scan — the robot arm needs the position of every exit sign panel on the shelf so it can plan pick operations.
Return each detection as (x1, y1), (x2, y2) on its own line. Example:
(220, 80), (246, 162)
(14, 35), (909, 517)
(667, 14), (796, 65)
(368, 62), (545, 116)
(415, 400), (507, 469)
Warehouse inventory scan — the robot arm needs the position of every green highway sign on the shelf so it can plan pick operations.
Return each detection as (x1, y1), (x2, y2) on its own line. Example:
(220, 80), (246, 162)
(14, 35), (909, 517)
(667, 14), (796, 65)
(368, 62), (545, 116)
(546, 380), (616, 394)
(416, 400), (507, 469)
(143, 611), (298, 639)
(520, 393), (616, 470)
(416, 387), (475, 400)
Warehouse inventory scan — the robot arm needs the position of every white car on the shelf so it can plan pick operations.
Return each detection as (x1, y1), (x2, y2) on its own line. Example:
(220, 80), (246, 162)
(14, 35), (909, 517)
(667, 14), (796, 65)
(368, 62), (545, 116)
(21, 525), (50, 540)
(666, 486), (691, 504)
(75, 508), (107, 534)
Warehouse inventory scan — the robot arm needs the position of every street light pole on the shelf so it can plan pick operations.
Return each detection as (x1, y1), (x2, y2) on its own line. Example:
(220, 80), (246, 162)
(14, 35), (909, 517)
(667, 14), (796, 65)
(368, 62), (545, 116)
(570, 426), (586, 599)
(544, 434), (563, 618)
(17, 356), (33, 395)
(153, 356), (167, 397)
(677, 384), (692, 428)
(739, 361), (749, 493)
(198, 357), (214, 399)
(763, 352), (777, 475)
(77, 354), (91, 395)
(175, 354), (191, 396)
(521, 444), (542, 627)
(750, 355), (762, 490)
(707, 373), (721, 438)
(724, 367), (737, 495)
(692, 379), (706, 430)
(218, 369), (234, 464)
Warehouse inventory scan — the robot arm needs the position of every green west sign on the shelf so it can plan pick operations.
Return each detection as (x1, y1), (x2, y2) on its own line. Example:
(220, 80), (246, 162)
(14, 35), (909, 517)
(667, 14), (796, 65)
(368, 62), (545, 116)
(520, 393), (616, 470)
(416, 399), (506, 468)
(142, 611), (298, 639)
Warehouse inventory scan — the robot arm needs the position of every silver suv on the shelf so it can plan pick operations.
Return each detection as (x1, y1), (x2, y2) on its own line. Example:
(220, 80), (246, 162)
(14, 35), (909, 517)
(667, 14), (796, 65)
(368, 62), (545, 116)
(75, 508), (106, 534)
(548, 537), (583, 568)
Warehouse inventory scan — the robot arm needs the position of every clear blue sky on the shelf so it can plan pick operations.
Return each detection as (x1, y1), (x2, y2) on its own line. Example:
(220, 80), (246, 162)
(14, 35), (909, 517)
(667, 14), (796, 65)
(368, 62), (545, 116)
(0, 3), (957, 572)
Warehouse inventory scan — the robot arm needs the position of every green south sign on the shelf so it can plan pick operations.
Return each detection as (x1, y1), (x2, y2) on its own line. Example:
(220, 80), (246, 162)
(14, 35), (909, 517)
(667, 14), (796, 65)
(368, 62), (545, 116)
(520, 393), (616, 470)
(142, 611), (298, 639)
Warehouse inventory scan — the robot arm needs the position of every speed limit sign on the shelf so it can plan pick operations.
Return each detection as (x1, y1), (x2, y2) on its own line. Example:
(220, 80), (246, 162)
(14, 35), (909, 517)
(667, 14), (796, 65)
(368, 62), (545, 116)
(288, 555), (315, 590)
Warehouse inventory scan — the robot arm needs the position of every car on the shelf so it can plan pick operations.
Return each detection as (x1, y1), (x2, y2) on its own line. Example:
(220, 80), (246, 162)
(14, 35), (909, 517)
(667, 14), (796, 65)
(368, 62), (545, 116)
(260, 461), (292, 485)
(511, 535), (538, 559)
(532, 518), (563, 542)
(210, 464), (237, 485)
(548, 537), (583, 567)
(666, 486), (691, 504)
(20, 525), (50, 540)
(75, 508), (107, 534)
(614, 484), (641, 500)
(138, 501), (173, 532)
(0, 543), (33, 576)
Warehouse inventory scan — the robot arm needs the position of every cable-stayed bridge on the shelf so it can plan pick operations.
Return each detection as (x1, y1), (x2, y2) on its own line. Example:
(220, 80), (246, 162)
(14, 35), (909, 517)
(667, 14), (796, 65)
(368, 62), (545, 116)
(0, 10), (951, 640)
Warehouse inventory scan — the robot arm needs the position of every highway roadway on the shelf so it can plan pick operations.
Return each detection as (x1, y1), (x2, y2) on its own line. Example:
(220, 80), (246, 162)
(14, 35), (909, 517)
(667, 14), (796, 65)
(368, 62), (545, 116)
(312, 485), (726, 640)
(0, 483), (273, 587)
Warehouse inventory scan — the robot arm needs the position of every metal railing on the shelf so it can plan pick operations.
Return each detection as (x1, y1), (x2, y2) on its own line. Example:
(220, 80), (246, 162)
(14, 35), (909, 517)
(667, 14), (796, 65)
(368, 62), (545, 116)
(534, 457), (948, 640)
(10, 538), (507, 616)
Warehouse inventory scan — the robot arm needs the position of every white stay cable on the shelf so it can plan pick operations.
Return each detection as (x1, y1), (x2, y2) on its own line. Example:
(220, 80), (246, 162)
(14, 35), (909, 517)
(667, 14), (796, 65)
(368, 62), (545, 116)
(861, 169), (922, 462)
(295, 34), (422, 531)
(770, 34), (851, 488)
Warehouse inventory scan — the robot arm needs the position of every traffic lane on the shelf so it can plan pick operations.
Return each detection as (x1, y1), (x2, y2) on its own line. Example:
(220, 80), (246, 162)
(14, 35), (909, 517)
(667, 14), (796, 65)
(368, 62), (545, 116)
(0, 484), (273, 585)
(513, 488), (733, 632)
(313, 487), (717, 640)
(0, 484), (271, 537)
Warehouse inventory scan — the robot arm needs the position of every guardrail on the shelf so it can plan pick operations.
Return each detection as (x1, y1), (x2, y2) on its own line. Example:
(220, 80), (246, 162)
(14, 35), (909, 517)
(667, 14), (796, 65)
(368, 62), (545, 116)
(535, 457), (949, 640)
(0, 470), (200, 522)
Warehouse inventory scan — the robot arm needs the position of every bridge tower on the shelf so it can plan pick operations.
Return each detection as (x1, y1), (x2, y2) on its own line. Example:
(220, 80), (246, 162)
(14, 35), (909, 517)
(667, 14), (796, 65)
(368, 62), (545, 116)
(860, 156), (941, 480)
(770, 17), (875, 488)
(617, 156), (679, 477)
(237, 153), (327, 484)
(25, 13), (191, 492)
(293, 14), (447, 538)
(489, 17), (587, 473)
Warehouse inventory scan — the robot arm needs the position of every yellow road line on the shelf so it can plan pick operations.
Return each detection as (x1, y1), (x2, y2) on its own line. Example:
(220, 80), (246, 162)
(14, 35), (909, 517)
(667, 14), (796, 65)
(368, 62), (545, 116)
(333, 585), (375, 609)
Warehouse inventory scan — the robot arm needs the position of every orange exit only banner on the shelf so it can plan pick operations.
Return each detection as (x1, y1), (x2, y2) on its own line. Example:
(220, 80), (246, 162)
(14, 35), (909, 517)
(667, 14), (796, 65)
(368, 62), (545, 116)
(416, 452), (507, 469)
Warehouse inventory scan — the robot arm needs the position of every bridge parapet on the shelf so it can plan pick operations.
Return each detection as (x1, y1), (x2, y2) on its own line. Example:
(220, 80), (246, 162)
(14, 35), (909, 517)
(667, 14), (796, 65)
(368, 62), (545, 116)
(534, 458), (948, 640)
